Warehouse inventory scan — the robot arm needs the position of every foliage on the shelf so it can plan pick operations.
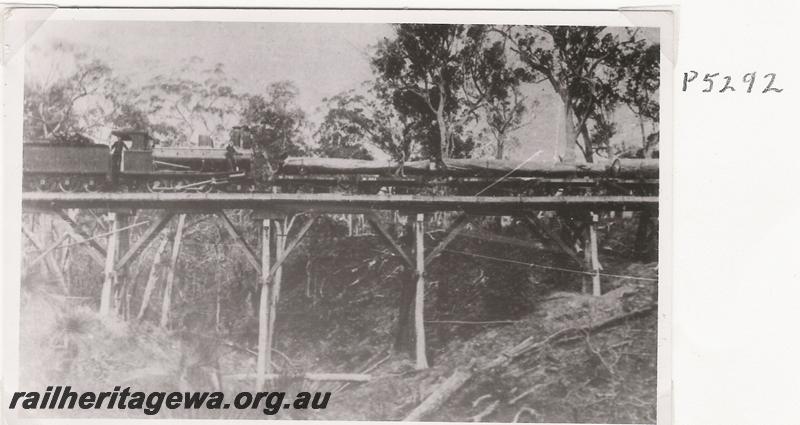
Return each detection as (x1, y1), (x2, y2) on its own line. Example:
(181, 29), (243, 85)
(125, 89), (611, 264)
(314, 92), (375, 160)
(315, 90), (430, 162)
(501, 26), (659, 162)
(620, 40), (660, 152)
(460, 28), (529, 159)
(241, 81), (309, 162)
(139, 57), (245, 147)
(371, 24), (482, 162)
(23, 42), (146, 144)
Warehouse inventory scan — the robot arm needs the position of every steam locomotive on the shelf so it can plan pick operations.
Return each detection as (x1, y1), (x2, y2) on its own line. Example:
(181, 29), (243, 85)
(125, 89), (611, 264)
(22, 129), (659, 196)
(22, 129), (255, 193)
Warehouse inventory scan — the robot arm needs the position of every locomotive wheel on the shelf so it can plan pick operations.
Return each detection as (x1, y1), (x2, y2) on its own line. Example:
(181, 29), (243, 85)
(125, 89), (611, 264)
(83, 182), (99, 192)
(58, 178), (77, 192)
(147, 179), (169, 192)
(38, 178), (55, 192)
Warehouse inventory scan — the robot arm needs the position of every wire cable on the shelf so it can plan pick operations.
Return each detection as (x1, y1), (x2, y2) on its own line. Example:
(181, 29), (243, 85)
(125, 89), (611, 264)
(442, 248), (658, 282)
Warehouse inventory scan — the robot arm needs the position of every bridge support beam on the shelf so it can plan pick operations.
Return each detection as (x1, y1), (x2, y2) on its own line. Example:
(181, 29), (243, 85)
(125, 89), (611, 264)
(256, 219), (272, 391)
(100, 212), (119, 316)
(366, 211), (434, 367)
(586, 212), (602, 296)
(269, 218), (285, 365)
(414, 213), (429, 370)
(160, 214), (185, 328)
(254, 212), (316, 391)
(114, 213), (132, 317)
(366, 212), (417, 354)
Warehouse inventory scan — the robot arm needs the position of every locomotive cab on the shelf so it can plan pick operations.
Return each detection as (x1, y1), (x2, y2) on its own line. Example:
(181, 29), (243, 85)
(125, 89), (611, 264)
(112, 129), (152, 151)
(113, 129), (155, 174)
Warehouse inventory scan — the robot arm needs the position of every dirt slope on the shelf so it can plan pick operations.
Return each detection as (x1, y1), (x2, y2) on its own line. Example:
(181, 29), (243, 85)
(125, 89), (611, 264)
(311, 265), (657, 423)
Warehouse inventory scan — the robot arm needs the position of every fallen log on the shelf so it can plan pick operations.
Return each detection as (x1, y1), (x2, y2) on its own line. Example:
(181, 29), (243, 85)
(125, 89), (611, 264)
(401, 304), (657, 421)
(402, 364), (475, 422)
(225, 372), (371, 382)
(335, 352), (392, 393)
(281, 156), (657, 179)
(426, 320), (521, 325)
(483, 304), (657, 370)
(435, 158), (610, 177)
(470, 399), (499, 422)
(609, 158), (659, 179)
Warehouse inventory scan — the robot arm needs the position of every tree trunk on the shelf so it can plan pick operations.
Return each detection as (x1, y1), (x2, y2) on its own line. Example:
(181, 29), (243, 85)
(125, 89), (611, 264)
(495, 132), (505, 160)
(436, 110), (448, 162)
(39, 103), (50, 139)
(639, 115), (648, 153)
(580, 125), (594, 163)
(559, 95), (578, 163)
(435, 82), (449, 162)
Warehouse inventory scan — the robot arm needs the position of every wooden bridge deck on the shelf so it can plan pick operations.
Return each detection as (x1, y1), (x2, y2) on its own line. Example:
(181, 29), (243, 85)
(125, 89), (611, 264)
(22, 192), (658, 214)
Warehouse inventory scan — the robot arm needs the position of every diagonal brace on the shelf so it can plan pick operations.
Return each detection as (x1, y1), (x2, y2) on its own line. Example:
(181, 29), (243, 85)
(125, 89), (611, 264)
(366, 212), (414, 268)
(115, 212), (175, 271)
(264, 214), (317, 285)
(219, 211), (262, 275)
(55, 210), (107, 260)
(424, 213), (471, 267)
(22, 226), (44, 251)
(522, 212), (584, 268)
(24, 231), (70, 272)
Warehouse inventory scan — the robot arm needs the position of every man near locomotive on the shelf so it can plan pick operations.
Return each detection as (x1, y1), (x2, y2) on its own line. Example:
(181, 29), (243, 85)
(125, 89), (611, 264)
(225, 140), (238, 171)
(109, 137), (128, 184)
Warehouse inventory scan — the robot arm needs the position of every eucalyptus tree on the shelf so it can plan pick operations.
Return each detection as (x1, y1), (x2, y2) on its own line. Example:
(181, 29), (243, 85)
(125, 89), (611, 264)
(499, 26), (659, 162)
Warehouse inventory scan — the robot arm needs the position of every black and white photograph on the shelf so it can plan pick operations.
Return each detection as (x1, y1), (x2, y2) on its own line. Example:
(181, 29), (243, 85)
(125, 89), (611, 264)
(5, 9), (668, 423)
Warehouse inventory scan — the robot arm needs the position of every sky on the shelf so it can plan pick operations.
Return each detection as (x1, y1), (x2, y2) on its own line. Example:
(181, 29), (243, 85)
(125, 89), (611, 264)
(24, 21), (657, 161)
(26, 21), (393, 114)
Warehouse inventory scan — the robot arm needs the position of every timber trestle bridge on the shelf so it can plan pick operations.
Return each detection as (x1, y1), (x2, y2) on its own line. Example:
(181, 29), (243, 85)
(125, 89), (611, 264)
(21, 186), (658, 390)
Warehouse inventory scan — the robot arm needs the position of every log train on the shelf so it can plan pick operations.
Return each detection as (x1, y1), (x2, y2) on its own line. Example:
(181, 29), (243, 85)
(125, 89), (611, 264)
(22, 129), (659, 196)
